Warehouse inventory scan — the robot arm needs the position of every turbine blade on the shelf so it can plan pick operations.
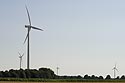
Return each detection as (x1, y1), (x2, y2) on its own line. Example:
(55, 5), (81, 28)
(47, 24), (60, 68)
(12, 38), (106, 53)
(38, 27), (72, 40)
(116, 68), (118, 72)
(18, 52), (21, 56)
(24, 27), (31, 44)
(22, 53), (24, 57)
(23, 32), (29, 44)
(24, 5), (32, 44)
(31, 26), (43, 31)
(25, 5), (31, 26)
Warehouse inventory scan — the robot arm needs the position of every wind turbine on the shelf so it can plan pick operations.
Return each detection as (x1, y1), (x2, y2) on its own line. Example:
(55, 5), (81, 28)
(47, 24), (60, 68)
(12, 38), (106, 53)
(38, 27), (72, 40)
(24, 5), (43, 69)
(57, 67), (59, 76)
(112, 64), (118, 79)
(18, 52), (24, 69)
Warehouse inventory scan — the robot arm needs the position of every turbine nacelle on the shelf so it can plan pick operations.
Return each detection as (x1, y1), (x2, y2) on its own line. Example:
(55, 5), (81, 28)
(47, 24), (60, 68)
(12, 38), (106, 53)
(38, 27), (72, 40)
(25, 25), (43, 31)
(112, 64), (118, 72)
(18, 52), (24, 58)
(25, 25), (31, 28)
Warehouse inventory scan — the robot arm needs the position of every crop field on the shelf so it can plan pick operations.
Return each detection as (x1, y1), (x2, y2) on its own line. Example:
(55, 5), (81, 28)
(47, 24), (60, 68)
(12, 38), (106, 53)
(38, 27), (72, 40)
(0, 82), (125, 83)
(0, 81), (125, 83)
(1, 78), (125, 83)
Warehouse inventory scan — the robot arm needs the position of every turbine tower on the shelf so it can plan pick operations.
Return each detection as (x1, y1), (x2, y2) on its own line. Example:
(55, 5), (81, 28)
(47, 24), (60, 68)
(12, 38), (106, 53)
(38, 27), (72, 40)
(24, 5), (43, 69)
(57, 67), (59, 76)
(18, 52), (24, 69)
(112, 64), (118, 79)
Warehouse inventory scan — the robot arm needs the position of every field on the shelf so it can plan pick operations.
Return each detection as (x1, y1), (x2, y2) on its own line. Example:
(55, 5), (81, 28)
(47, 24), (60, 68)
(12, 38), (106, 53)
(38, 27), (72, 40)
(1, 78), (125, 83)
(0, 82), (125, 83)
(0, 81), (125, 83)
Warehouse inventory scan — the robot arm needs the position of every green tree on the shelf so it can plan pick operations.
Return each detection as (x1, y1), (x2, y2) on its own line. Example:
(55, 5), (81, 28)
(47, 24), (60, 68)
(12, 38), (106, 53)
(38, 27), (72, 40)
(19, 69), (26, 78)
(84, 74), (90, 79)
(116, 76), (120, 79)
(105, 75), (111, 79)
(4, 70), (9, 77)
(0, 71), (3, 77)
(91, 75), (96, 79)
(9, 69), (19, 78)
(30, 69), (39, 78)
(25, 69), (31, 78)
(38, 68), (55, 78)
(98, 76), (104, 79)
(121, 75), (125, 79)
(77, 75), (83, 79)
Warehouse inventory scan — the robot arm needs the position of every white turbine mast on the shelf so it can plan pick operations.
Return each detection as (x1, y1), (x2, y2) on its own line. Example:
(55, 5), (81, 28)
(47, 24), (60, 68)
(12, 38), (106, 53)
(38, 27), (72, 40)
(18, 52), (24, 69)
(57, 67), (59, 76)
(24, 5), (43, 69)
(112, 64), (118, 79)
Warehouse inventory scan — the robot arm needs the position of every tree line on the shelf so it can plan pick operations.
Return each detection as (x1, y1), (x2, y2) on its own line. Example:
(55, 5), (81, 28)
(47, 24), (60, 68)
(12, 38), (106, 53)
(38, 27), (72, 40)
(0, 68), (55, 78)
(58, 74), (125, 80)
(0, 68), (125, 80)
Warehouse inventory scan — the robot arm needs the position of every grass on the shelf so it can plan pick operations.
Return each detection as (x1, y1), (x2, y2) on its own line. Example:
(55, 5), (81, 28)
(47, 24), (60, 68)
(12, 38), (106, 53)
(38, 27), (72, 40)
(1, 78), (125, 82)
(0, 81), (125, 83)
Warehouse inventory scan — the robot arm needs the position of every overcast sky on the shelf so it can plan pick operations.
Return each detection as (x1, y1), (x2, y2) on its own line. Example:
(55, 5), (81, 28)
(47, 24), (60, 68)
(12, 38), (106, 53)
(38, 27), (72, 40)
(1, 0), (125, 77)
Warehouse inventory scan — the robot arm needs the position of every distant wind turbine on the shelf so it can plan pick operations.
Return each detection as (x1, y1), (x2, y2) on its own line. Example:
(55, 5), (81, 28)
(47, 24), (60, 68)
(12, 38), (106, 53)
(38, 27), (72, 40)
(112, 64), (118, 79)
(24, 5), (43, 69)
(57, 67), (59, 76)
(18, 52), (24, 69)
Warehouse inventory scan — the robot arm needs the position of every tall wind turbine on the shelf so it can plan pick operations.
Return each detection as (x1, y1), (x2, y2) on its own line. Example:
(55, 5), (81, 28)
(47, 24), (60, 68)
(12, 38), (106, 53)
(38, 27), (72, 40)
(112, 64), (118, 79)
(18, 52), (24, 69)
(24, 5), (43, 69)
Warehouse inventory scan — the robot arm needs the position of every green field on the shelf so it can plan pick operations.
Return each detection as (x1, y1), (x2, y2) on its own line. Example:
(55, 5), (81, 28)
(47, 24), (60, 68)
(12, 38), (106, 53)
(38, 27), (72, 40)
(1, 78), (125, 82)
(0, 81), (125, 83)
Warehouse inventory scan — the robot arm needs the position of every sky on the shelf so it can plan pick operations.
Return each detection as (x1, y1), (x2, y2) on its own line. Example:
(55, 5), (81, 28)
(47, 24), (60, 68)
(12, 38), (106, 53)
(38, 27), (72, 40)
(1, 0), (125, 78)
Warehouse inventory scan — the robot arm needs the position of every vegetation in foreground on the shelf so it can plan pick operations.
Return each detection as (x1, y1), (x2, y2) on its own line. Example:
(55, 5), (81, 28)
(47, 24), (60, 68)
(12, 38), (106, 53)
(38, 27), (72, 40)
(1, 78), (125, 82)
(0, 67), (125, 82)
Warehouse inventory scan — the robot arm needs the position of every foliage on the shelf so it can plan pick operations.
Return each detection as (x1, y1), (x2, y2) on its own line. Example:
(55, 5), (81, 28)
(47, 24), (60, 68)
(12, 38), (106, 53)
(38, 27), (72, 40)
(105, 75), (111, 79)
(121, 75), (125, 79)
(1, 78), (125, 82)
(0, 67), (125, 81)
(0, 68), (55, 79)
